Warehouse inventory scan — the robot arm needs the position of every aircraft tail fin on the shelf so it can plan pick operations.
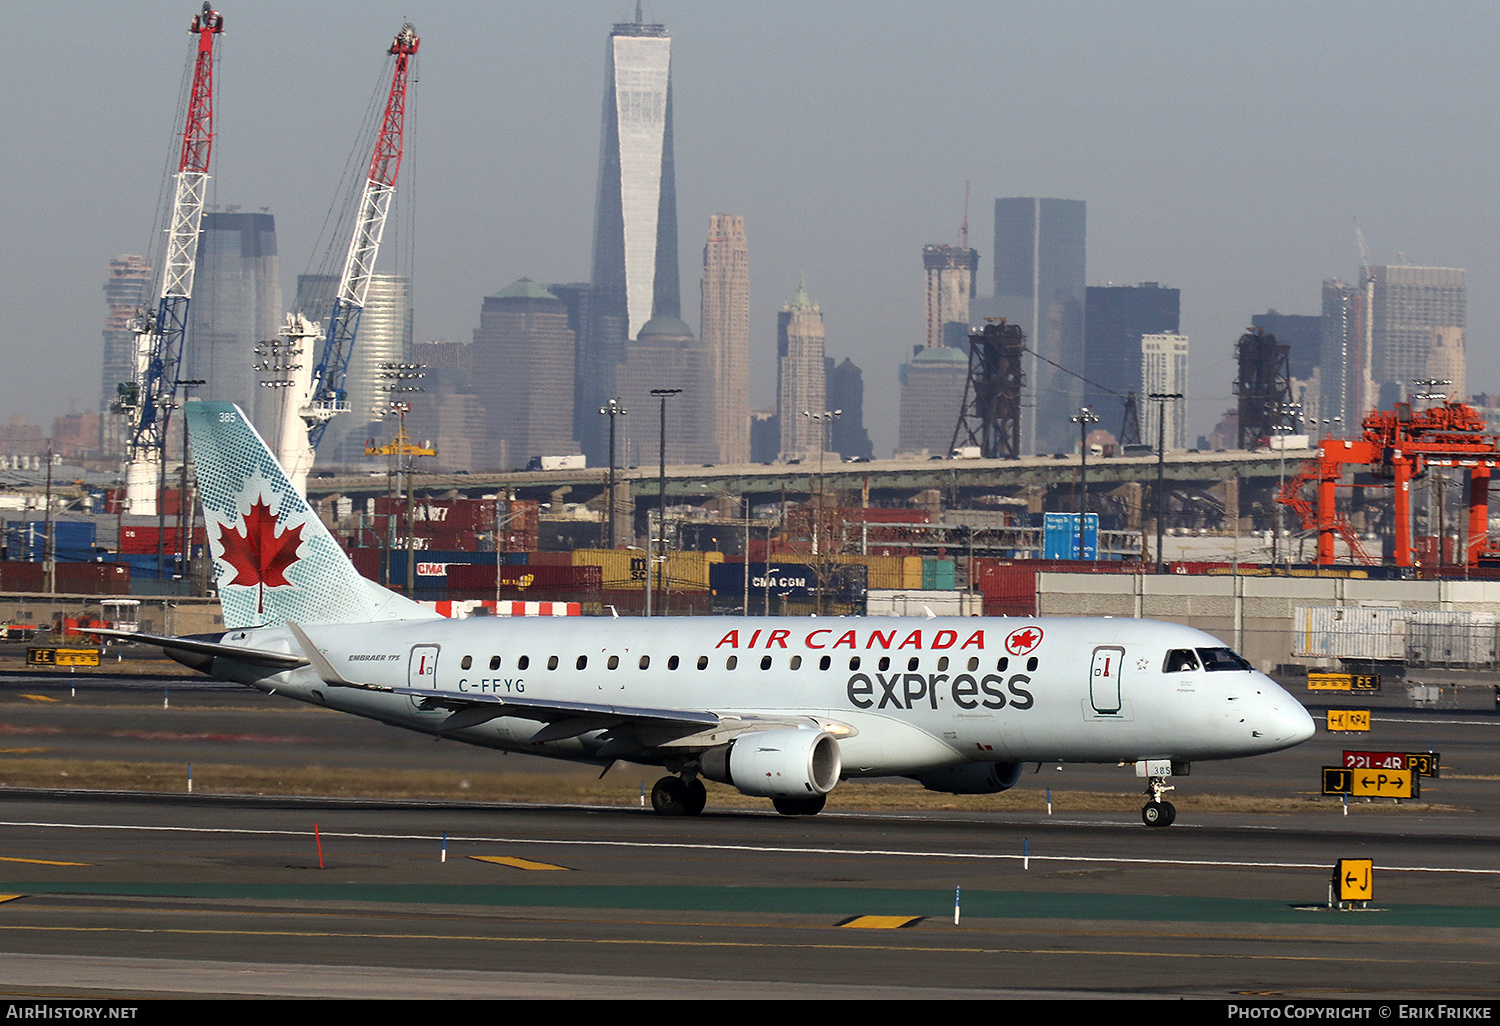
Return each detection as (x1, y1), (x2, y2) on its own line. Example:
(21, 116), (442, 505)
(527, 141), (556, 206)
(185, 400), (440, 630)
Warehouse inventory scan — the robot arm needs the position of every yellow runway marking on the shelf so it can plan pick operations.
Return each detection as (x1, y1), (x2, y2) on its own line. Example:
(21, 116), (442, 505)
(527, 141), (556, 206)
(0, 748), (50, 755)
(468, 855), (572, 871)
(0, 896), (20, 903)
(838, 916), (924, 929)
(19, 695), (59, 703)
(0, 857), (90, 867)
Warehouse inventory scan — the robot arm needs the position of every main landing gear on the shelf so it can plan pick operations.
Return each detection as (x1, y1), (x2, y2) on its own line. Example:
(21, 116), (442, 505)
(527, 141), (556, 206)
(649, 775), (829, 817)
(1141, 775), (1176, 827)
(651, 775), (707, 816)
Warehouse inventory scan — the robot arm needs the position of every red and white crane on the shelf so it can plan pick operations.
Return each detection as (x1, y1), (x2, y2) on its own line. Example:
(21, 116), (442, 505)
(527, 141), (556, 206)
(268, 22), (418, 495)
(121, 4), (224, 516)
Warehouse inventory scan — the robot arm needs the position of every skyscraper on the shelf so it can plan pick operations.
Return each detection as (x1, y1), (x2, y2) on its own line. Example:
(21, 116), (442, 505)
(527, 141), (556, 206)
(1321, 278), (1369, 432)
(701, 215), (750, 464)
(777, 280), (827, 462)
(297, 272), (411, 462)
(1141, 333), (1190, 450)
(826, 357), (873, 461)
(1084, 283), (1180, 419)
(185, 211), (282, 418)
(988, 198), (1086, 454)
(471, 280), (579, 471)
(896, 346), (968, 457)
(1370, 265), (1465, 405)
(922, 244), (979, 349)
(580, 12), (679, 465)
(100, 255), (152, 456)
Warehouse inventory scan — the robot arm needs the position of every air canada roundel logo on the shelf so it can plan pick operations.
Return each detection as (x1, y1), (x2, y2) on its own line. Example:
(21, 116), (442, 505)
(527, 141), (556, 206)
(1005, 626), (1043, 656)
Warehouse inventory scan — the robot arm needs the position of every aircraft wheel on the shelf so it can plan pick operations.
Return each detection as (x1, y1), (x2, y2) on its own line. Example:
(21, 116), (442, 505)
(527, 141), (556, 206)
(772, 794), (827, 816)
(1142, 801), (1172, 827)
(683, 779), (707, 816)
(1161, 801), (1176, 826)
(651, 776), (689, 815)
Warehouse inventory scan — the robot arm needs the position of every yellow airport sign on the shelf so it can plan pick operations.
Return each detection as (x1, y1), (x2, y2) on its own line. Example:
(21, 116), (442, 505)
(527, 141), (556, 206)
(1335, 859), (1373, 901)
(26, 647), (100, 667)
(1308, 673), (1381, 692)
(1326, 709), (1370, 732)
(1322, 766), (1419, 799)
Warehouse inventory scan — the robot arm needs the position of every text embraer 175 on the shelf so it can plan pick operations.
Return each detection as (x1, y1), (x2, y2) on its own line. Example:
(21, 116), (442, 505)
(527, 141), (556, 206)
(112, 401), (1315, 827)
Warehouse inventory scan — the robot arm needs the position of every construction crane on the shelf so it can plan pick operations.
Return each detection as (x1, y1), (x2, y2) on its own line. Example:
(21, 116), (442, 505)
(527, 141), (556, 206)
(120, 4), (224, 517)
(273, 22), (417, 495)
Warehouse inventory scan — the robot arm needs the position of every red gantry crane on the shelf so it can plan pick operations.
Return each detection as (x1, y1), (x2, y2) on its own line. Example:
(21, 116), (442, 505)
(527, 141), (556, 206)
(1279, 399), (1500, 568)
(120, 4), (224, 516)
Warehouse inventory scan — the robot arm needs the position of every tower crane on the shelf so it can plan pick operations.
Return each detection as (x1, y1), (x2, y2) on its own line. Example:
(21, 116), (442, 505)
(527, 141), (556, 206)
(120, 4), (224, 517)
(272, 22), (418, 496)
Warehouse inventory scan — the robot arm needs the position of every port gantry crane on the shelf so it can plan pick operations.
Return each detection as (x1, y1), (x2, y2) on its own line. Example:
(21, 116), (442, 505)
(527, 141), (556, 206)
(121, 4), (224, 516)
(1279, 398), (1500, 568)
(272, 22), (418, 497)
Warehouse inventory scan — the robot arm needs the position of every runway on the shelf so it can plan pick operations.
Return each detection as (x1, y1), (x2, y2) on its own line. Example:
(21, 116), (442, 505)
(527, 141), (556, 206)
(0, 674), (1497, 998)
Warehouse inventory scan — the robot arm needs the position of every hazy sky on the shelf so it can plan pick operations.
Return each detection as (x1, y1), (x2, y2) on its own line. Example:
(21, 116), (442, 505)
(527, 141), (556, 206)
(5, 1), (1498, 457)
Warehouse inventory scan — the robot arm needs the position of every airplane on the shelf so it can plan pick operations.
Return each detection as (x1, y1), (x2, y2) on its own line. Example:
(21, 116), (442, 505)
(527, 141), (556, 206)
(105, 400), (1316, 827)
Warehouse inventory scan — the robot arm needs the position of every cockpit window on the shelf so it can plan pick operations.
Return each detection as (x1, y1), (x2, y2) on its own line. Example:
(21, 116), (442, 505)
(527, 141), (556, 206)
(1163, 649), (1200, 673)
(1196, 647), (1252, 672)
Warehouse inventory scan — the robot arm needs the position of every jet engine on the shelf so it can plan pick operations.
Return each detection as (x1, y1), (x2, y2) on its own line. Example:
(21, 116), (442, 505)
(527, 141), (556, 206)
(911, 761), (1023, 795)
(700, 728), (842, 798)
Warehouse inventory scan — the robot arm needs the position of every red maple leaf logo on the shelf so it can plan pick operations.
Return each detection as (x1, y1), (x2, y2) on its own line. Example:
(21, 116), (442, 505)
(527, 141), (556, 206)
(1005, 626), (1043, 656)
(215, 498), (305, 612)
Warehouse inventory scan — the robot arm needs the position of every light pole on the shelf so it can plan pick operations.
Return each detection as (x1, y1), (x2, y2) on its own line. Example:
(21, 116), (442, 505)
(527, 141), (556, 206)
(599, 397), (626, 547)
(649, 388), (681, 616)
(1071, 406), (1099, 560)
(1148, 392), (1182, 573)
(802, 409), (841, 613)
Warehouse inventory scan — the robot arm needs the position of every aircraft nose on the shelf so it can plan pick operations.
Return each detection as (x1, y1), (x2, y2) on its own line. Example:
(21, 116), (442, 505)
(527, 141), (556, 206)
(1262, 691), (1316, 749)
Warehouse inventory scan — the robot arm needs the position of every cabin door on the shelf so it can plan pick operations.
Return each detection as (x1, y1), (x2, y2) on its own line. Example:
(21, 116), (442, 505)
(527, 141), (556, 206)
(409, 645), (440, 688)
(1090, 646), (1124, 714)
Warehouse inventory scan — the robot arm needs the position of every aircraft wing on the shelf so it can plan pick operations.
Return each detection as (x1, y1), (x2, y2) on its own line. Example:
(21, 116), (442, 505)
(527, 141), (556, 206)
(286, 622), (850, 752)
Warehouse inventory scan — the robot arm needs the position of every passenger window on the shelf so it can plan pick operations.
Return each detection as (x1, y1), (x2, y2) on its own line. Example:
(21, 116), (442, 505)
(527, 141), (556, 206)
(967, 657), (979, 671)
(607, 655), (619, 670)
(461, 655), (473, 670)
(726, 655), (738, 670)
(907, 657), (920, 671)
(489, 656), (501, 670)
(576, 655), (587, 670)
(668, 655), (680, 670)
(819, 655), (831, 670)
(997, 657), (1009, 671)
(849, 656), (861, 670)
(697, 656), (708, 670)
(790, 655), (802, 670)
(517, 655), (530, 670)
(878, 656), (891, 672)
(937, 656), (949, 672)
(1164, 649), (1200, 673)
(760, 655), (772, 670)
(1026, 657), (1038, 671)
(639, 655), (650, 670)
(547, 655), (559, 670)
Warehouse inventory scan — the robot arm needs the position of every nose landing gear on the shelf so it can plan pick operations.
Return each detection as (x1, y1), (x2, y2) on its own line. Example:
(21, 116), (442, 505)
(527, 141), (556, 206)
(1142, 775), (1176, 827)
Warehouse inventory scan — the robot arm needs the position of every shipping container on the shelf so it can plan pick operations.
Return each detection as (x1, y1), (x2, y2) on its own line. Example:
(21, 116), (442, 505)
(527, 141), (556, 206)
(866, 589), (984, 618)
(1292, 607), (1406, 661)
(5, 520), (98, 562)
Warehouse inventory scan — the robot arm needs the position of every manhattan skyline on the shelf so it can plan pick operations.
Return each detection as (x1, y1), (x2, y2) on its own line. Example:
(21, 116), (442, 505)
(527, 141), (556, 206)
(6, 1), (1499, 459)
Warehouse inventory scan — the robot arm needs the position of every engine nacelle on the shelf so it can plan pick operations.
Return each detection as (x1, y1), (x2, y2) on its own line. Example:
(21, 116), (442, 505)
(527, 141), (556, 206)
(910, 761), (1023, 795)
(700, 729), (842, 798)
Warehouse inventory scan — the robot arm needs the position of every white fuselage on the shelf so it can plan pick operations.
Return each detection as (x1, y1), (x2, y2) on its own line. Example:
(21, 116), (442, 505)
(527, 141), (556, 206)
(207, 615), (1315, 779)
